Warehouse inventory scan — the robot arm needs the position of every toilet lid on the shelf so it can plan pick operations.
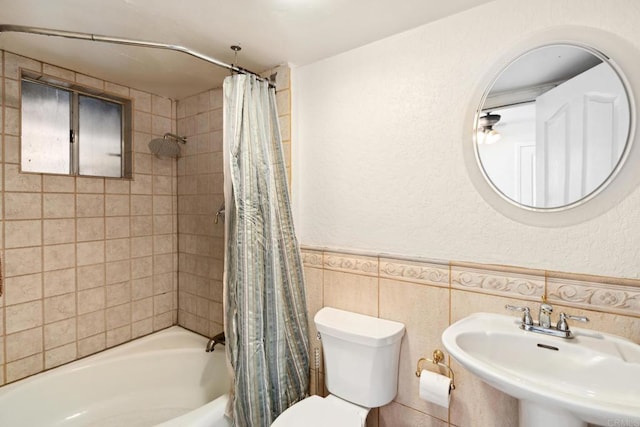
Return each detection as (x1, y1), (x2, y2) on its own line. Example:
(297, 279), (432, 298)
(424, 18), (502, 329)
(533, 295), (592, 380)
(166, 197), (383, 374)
(271, 396), (364, 427)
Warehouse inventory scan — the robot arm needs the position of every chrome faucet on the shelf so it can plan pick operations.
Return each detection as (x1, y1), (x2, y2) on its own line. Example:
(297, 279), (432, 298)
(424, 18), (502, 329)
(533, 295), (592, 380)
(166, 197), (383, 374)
(206, 331), (225, 352)
(538, 299), (553, 329)
(505, 297), (589, 339)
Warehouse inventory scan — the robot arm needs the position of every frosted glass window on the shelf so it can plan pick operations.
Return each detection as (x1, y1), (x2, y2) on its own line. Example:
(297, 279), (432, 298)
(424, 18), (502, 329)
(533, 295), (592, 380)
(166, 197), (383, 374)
(78, 95), (122, 177)
(21, 80), (71, 174)
(21, 77), (128, 178)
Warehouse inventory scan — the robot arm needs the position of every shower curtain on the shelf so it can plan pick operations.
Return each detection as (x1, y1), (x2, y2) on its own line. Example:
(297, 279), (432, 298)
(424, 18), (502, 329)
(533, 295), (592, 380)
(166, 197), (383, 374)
(222, 74), (310, 426)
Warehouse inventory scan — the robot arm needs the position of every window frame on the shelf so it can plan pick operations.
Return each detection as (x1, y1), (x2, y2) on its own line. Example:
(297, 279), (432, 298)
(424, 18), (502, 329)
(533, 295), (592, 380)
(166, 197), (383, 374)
(20, 72), (133, 179)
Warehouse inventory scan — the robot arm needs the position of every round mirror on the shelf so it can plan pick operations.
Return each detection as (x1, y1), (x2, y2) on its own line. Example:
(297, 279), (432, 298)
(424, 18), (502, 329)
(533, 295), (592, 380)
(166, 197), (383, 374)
(474, 44), (632, 210)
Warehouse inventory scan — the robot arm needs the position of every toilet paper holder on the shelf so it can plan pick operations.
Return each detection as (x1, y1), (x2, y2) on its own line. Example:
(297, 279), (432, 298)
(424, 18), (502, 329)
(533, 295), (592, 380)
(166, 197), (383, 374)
(415, 349), (456, 390)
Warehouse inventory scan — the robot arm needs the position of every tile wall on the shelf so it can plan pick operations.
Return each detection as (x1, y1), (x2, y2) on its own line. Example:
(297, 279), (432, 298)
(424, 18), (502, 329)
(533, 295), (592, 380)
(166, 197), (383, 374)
(301, 247), (640, 427)
(0, 51), (178, 385)
(175, 65), (292, 337)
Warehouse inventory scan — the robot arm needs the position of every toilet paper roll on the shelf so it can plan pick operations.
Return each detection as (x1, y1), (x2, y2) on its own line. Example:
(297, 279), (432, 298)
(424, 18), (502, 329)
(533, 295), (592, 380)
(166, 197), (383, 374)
(419, 369), (452, 408)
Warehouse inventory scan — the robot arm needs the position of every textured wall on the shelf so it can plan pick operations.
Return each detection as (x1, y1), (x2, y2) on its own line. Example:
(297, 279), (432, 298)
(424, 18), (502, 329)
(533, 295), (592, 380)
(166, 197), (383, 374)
(292, 0), (640, 279)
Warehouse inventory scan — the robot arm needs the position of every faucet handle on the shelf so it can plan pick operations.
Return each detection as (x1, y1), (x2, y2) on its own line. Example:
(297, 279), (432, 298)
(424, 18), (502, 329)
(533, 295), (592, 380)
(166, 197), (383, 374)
(505, 304), (534, 326)
(557, 312), (590, 331)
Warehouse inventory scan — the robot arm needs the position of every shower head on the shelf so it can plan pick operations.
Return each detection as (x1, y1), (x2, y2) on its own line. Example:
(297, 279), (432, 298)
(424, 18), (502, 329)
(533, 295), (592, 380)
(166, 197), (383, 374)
(148, 133), (187, 158)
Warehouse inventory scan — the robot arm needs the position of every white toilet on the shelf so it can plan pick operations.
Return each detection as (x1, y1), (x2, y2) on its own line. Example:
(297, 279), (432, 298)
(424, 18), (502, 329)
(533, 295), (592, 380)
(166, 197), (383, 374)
(272, 307), (405, 427)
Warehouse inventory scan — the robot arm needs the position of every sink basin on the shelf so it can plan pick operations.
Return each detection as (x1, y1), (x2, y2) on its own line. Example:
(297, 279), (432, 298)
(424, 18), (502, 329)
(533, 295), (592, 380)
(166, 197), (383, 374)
(442, 312), (640, 427)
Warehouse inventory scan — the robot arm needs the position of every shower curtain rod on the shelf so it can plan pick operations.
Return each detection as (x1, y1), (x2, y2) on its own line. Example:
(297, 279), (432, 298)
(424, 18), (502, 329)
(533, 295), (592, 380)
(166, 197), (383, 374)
(0, 24), (274, 87)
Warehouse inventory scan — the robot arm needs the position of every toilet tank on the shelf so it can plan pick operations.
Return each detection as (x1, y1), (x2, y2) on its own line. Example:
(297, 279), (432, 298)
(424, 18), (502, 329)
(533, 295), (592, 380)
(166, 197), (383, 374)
(314, 307), (405, 408)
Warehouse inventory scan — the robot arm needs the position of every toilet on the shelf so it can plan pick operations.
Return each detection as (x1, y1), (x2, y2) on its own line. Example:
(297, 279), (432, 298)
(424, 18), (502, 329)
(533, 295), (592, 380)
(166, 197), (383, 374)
(272, 307), (405, 427)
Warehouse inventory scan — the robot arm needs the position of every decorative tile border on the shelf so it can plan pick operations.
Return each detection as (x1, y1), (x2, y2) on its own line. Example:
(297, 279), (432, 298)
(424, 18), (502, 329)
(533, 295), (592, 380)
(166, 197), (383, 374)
(451, 265), (544, 301)
(547, 277), (640, 317)
(379, 257), (449, 287)
(301, 246), (640, 316)
(301, 249), (323, 269)
(323, 252), (378, 277)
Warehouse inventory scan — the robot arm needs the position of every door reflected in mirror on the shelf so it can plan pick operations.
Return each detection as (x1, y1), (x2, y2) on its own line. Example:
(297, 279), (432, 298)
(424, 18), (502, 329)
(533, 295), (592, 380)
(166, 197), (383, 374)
(475, 44), (631, 210)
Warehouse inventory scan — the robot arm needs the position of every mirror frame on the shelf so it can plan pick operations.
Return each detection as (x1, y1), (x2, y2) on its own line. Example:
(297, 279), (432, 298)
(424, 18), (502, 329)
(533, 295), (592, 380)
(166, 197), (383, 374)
(463, 26), (640, 227)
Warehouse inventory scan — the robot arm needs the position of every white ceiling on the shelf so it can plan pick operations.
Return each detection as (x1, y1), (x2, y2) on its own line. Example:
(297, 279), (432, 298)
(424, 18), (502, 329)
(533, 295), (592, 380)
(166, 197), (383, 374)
(0, 0), (494, 99)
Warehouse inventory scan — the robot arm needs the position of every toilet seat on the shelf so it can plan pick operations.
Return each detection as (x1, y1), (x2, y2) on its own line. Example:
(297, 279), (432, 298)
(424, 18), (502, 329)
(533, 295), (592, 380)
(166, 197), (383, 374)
(271, 395), (367, 427)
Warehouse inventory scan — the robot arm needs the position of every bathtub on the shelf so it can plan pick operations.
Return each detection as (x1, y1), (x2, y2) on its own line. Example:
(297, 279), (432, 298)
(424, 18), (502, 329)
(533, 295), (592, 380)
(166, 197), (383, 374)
(0, 326), (232, 427)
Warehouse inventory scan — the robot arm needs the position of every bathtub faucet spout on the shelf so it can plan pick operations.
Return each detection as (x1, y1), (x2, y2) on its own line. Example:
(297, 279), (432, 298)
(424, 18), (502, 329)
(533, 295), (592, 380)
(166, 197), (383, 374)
(206, 332), (225, 352)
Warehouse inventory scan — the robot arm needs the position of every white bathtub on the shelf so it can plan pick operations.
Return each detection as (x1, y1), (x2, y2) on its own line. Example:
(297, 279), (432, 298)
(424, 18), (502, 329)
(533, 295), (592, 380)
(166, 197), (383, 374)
(0, 326), (232, 427)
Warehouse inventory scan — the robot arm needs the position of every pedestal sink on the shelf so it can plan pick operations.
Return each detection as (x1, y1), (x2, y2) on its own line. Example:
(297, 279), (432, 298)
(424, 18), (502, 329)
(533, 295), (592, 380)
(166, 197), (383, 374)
(441, 313), (640, 427)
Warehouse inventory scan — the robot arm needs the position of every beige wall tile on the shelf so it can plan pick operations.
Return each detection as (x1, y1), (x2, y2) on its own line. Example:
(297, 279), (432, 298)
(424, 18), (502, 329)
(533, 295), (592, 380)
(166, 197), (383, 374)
(45, 343), (76, 369)
(379, 402), (448, 427)
(106, 260), (131, 284)
(76, 241), (105, 266)
(43, 219), (75, 245)
(105, 194), (130, 216)
(107, 325), (131, 348)
(107, 282), (131, 307)
(75, 74), (104, 90)
(323, 270), (378, 316)
(0, 55), (178, 382)
(379, 279), (450, 420)
(44, 268), (76, 297)
(132, 318), (153, 338)
(132, 297), (153, 321)
(154, 310), (175, 330)
(77, 311), (105, 339)
(451, 264), (544, 302)
(301, 248), (323, 268)
(131, 89), (152, 112)
(106, 216), (130, 239)
(105, 179), (130, 194)
(43, 243), (75, 271)
(6, 192), (42, 219)
(77, 217), (105, 242)
(44, 293), (76, 323)
(324, 252), (379, 276)
(78, 333), (106, 358)
(449, 290), (519, 427)
(4, 247), (42, 277)
(106, 238), (131, 262)
(77, 264), (105, 290)
(78, 288), (105, 315)
(5, 164), (42, 192)
(547, 276), (640, 318)
(6, 327), (43, 362)
(4, 273), (42, 305)
(131, 195), (153, 215)
(5, 135), (19, 164)
(4, 106), (19, 135)
(5, 301), (43, 334)
(43, 175), (75, 193)
(132, 277), (154, 300)
(6, 353), (42, 383)
(76, 194), (104, 217)
(380, 257), (449, 288)
(154, 293), (173, 314)
(5, 220), (42, 248)
(44, 318), (76, 350)
(76, 177), (104, 193)
(106, 303), (131, 330)
(4, 78), (20, 108)
(43, 193), (74, 218)
(105, 81), (130, 97)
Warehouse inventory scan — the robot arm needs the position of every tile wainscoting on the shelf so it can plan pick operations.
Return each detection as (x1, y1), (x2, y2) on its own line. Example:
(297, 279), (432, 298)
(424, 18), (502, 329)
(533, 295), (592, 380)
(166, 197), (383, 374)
(301, 246), (640, 427)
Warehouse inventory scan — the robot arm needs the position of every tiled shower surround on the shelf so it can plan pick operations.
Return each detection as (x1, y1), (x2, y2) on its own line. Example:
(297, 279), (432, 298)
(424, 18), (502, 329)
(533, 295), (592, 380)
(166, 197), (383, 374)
(175, 65), (291, 337)
(0, 51), (179, 384)
(301, 247), (640, 427)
